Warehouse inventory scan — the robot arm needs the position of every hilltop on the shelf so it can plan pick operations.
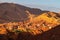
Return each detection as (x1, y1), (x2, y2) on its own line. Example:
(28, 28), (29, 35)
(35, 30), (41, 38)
(0, 3), (59, 23)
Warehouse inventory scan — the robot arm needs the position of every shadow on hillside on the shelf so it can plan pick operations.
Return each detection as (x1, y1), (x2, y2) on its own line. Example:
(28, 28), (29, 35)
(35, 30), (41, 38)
(0, 25), (60, 40)
(35, 25), (60, 40)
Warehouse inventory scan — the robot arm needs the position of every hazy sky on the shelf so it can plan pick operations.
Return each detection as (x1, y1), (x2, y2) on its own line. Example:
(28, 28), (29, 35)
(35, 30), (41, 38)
(0, 0), (60, 8)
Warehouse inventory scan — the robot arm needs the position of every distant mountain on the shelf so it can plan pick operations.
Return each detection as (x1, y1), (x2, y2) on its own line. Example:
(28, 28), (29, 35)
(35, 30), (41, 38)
(0, 3), (59, 23)
(24, 4), (60, 12)
(0, 3), (42, 23)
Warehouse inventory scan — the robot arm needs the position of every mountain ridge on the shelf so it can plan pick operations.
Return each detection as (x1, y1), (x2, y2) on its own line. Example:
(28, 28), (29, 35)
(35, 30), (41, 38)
(0, 3), (59, 23)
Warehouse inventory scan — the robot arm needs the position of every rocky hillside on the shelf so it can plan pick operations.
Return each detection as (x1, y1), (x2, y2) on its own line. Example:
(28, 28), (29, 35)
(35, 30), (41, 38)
(0, 3), (42, 23)
(0, 3), (60, 40)
(0, 3), (59, 23)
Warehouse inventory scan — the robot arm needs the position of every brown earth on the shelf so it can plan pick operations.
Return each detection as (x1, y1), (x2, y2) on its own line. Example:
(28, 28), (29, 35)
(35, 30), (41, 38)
(0, 3), (60, 40)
